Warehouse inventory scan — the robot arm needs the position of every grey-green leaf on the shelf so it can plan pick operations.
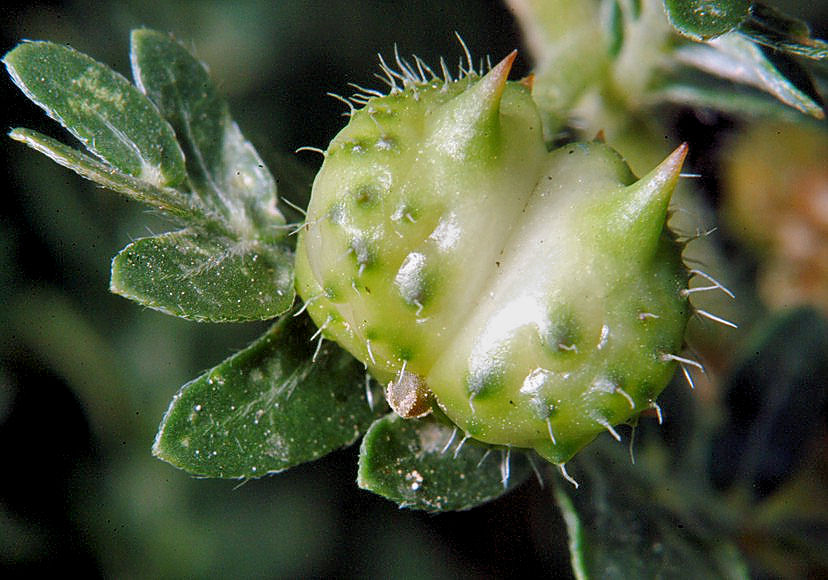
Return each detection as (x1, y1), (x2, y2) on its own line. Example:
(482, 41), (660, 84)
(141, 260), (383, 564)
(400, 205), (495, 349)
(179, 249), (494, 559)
(111, 229), (294, 322)
(9, 128), (215, 222)
(153, 313), (384, 478)
(357, 414), (531, 511)
(663, 0), (750, 41)
(652, 82), (813, 122)
(4, 40), (186, 187)
(555, 441), (750, 580)
(130, 29), (284, 238)
(675, 33), (825, 118)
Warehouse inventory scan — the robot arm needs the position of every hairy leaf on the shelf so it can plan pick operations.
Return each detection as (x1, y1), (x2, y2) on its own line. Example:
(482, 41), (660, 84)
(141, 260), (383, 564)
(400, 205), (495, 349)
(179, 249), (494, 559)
(358, 414), (532, 511)
(153, 313), (383, 478)
(111, 229), (294, 322)
(9, 128), (215, 222)
(130, 29), (284, 239)
(555, 441), (750, 579)
(663, 0), (750, 41)
(4, 41), (186, 187)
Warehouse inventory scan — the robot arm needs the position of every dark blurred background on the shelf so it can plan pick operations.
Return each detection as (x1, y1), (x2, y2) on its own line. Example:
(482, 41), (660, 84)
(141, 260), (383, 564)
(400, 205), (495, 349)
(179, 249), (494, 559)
(1, 1), (826, 577)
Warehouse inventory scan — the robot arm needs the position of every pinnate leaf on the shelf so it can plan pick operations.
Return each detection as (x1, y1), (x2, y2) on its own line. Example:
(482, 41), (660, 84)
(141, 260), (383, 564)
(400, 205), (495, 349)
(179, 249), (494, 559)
(358, 414), (531, 511)
(153, 313), (384, 478)
(111, 229), (294, 322)
(4, 40), (186, 187)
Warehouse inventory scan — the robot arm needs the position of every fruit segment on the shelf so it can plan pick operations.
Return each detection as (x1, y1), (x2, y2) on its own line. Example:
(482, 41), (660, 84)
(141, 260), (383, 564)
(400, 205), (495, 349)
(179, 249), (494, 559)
(425, 142), (689, 463)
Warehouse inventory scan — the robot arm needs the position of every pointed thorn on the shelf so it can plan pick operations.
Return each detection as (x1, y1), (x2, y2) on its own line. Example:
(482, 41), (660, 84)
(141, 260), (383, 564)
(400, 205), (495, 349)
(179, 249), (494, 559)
(527, 454), (545, 488)
(597, 418), (622, 442)
(453, 434), (470, 459)
(616, 387), (636, 409)
(650, 401), (664, 424)
(688, 269), (735, 299)
(312, 334), (324, 363)
(546, 417), (557, 445)
(454, 32), (475, 75)
(661, 352), (706, 373)
(488, 50), (517, 87)
(696, 308), (739, 329)
(364, 373), (375, 411)
(655, 142), (689, 192)
(559, 464), (579, 488)
(441, 427), (458, 454)
(295, 146), (326, 157)
(501, 448), (512, 489)
(679, 362), (696, 390)
(669, 142), (690, 170)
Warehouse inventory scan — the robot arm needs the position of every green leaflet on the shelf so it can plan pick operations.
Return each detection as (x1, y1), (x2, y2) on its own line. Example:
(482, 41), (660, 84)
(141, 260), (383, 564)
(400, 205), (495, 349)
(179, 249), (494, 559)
(4, 40), (186, 187)
(555, 440), (750, 580)
(652, 80), (818, 122)
(358, 414), (531, 511)
(111, 229), (294, 322)
(8, 128), (214, 222)
(663, 0), (750, 41)
(153, 313), (385, 478)
(130, 29), (284, 240)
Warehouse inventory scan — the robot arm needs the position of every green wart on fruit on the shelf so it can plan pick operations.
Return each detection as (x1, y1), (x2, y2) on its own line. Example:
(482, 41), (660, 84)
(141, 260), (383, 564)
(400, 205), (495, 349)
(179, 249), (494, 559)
(295, 50), (695, 472)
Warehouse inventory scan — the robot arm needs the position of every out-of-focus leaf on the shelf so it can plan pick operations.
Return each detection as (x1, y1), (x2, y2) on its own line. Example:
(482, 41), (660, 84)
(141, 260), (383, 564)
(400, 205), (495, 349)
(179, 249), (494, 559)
(738, 3), (828, 61)
(710, 308), (828, 498)
(555, 440), (750, 579)
(111, 229), (294, 322)
(505, 0), (610, 140)
(357, 414), (531, 511)
(663, 0), (750, 41)
(675, 33), (824, 118)
(652, 81), (811, 121)
(153, 313), (383, 478)
(4, 41), (186, 187)
(130, 29), (285, 240)
(8, 128), (216, 223)
(606, 1), (625, 58)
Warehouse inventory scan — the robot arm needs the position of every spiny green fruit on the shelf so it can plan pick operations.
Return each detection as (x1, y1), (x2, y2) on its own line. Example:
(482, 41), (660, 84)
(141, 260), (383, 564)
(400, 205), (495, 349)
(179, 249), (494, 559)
(295, 52), (692, 467)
